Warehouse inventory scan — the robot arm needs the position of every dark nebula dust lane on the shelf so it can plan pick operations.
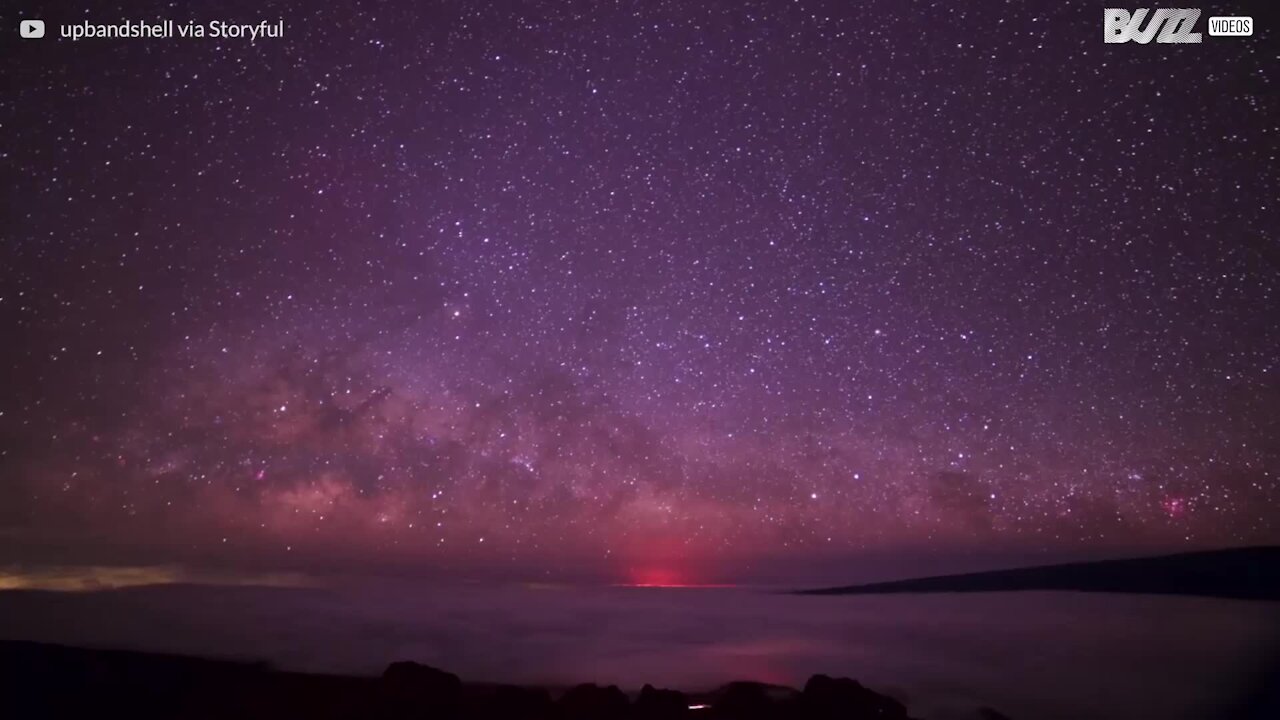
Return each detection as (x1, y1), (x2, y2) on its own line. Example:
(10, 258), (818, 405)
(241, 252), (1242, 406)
(1, 1), (1277, 583)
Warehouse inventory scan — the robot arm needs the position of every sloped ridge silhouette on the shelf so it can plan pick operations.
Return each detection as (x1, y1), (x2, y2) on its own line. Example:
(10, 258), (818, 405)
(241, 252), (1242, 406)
(796, 546), (1280, 601)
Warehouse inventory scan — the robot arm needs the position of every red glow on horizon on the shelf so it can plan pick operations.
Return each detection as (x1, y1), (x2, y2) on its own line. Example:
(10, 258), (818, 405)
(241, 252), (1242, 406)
(627, 566), (683, 587)
(618, 566), (737, 589)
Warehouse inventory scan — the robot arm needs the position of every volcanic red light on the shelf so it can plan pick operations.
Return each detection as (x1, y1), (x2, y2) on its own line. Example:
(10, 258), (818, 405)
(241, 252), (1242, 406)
(628, 566), (685, 588)
(618, 565), (739, 589)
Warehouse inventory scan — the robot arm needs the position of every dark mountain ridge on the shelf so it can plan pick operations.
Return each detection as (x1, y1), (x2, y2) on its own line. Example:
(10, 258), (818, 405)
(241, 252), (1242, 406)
(796, 546), (1280, 601)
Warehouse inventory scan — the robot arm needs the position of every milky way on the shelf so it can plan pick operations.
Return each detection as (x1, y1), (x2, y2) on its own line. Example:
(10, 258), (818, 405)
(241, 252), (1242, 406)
(2, 1), (1277, 583)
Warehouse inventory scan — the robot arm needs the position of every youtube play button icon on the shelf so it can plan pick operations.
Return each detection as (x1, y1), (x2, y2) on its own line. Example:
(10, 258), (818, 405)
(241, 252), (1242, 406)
(20, 19), (46, 39)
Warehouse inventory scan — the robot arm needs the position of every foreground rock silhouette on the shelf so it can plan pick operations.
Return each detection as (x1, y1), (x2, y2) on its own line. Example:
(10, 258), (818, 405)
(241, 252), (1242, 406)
(558, 682), (630, 718)
(377, 661), (463, 717)
(801, 674), (909, 719)
(636, 683), (691, 718)
(0, 639), (961, 719)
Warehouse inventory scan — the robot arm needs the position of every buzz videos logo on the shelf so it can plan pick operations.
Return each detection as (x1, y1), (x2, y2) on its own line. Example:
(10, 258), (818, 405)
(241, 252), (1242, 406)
(1104, 9), (1254, 43)
(1105, 9), (1202, 43)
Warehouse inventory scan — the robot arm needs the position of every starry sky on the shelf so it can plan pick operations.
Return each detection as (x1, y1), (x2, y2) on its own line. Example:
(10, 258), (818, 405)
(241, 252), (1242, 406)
(2, 1), (1277, 585)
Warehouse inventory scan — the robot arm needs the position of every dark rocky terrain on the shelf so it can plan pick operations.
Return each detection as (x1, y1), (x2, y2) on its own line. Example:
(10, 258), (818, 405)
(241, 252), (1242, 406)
(0, 639), (958, 719)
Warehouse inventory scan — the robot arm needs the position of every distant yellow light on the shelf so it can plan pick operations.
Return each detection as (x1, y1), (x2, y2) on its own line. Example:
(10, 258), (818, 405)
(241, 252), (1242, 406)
(0, 565), (314, 591)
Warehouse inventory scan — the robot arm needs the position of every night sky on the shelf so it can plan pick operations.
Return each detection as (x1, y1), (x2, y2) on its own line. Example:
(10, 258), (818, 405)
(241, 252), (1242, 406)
(2, 1), (1277, 585)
